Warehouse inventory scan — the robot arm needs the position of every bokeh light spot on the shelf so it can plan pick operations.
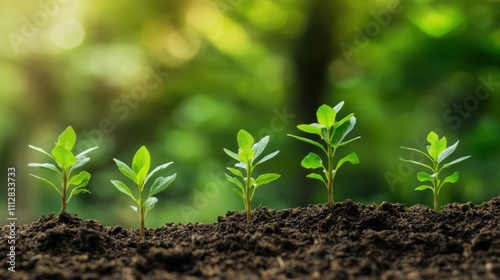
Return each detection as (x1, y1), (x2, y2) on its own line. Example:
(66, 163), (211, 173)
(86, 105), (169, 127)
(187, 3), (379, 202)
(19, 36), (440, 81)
(51, 19), (85, 49)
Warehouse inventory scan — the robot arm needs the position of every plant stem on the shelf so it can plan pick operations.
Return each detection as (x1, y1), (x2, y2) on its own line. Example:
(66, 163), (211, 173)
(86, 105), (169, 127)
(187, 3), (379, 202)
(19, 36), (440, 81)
(139, 184), (145, 237)
(434, 190), (439, 211)
(61, 170), (68, 214)
(326, 142), (336, 209)
(245, 166), (253, 221)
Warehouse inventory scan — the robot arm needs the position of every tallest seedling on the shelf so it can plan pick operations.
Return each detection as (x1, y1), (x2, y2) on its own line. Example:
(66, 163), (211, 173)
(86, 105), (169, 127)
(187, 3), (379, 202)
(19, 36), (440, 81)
(288, 102), (360, 209)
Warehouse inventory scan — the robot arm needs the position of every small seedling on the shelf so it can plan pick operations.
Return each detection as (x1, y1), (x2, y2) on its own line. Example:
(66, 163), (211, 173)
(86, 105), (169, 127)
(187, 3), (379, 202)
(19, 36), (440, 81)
(400, 131), (470, 211)
(28, 126), (98, 214)
(224, 129), (280, 221)
(111, 146), (176, 237)
(288, 102), (360, 209)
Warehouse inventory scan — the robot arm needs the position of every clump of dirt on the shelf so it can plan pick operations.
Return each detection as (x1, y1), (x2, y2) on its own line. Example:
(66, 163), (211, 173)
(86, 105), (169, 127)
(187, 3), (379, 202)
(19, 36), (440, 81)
(1, 197), (499, 279)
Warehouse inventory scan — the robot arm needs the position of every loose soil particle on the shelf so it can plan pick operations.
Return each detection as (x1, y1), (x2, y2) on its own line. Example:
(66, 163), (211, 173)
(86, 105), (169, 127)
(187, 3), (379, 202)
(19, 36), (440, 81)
(1, 197), (499, 279)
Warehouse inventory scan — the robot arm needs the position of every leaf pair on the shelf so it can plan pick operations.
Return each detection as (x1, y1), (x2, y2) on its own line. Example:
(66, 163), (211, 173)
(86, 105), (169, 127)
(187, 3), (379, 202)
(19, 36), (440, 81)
(224, 130), (281, 221)
(400, 131), (470, 210)
(288, 102), (360, 208)
(111, 146), (176, 237)
(28, 126), (98, 213)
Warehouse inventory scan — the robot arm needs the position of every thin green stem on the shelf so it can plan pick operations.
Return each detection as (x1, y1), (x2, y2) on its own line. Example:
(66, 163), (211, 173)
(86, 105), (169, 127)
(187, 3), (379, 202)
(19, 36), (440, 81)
(61, 170), (68, 214)
(139, 183), (145, 237)
(245, 165), (253, 221)
(432, 162), (439, 211)
(326, 129), (335, 209)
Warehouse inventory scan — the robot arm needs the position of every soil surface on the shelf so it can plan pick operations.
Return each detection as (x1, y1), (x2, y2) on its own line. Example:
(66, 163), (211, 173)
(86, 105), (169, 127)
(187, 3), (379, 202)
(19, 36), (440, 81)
(1, 197), (500, 279)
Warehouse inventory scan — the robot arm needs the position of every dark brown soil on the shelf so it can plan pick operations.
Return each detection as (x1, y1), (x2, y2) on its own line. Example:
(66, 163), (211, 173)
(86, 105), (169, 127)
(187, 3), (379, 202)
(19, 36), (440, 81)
(1, 197), (500, 279)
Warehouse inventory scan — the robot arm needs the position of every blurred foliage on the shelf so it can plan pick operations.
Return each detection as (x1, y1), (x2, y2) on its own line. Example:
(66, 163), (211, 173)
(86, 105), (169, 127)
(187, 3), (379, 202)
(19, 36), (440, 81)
(1, 0), (499, 228)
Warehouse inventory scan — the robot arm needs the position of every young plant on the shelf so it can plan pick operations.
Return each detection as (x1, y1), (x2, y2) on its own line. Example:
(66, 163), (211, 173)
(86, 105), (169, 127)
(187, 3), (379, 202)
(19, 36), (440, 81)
(111, 146), (176, 237)
(288, 102), (360, 209)
(224, 129), (281, 221)
(28, 126), (98, 214)
(400, 131), (470, 211)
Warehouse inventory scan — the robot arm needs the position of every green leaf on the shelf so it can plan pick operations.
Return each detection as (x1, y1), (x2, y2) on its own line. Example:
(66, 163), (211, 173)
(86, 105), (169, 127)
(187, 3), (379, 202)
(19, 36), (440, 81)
(399, 158), (433, 171)
(415, 185), (433, 191)
(336, 152), (359, 170)
(28, 145), (55, 160)
(255, 150), (279, 166)
(150, 174), (176, 196)
(136, 167), (149, 188)
(237, 129), (254, 149)
(426, 131), (439, 144)
(71, 156), (90, 171)
(331, 116), (356, 146)
(400, 146), (434, 162)
(443, 156), (471, 169)
(225, 174), (244, 191)
(57, 126), (76, 151)
(51, 145), (77, 169)
(337, 136), (361, 147)
(252, 135), (269, 160)
(144, 162), (174, 186)
(75, 146), (99, 158)
(333, 101), (344, 113)
(30, 174), (62, 196)
(442, 171), (459, 185)
(232, 188), (244, 199)
(301, 152), (324, 169)
(316, 104), (336, 128)
(144, 196), (158, 212)
(27, 163), (61, 173)
(113, 159), (136, 182)
(68, 188), (90, 202)
(297, 124), (323, 137)
(69, 171), (91, 187)
(131, 205), (138, 213)
(223, 148), (240, 162)
(111, 180), (136, 201)
(305, 173), (326, 186)
(287, 134), (325, 152)
(429, 137), (447, 160)
(333, 113), (354, 129)
(417, 172), (433, 182)
(227, 167), (243, 178)
(132, 146), (151, 175)
(255, 173), (280, 188)
(238, 146), (254, 164)
(437, 141), (458, 164)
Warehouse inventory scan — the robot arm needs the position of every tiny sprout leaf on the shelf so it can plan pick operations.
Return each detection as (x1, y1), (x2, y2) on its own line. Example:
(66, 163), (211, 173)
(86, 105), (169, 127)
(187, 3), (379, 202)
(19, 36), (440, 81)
(336, 152), (359, 170)
(28, 145), (54, 160)
(415, 185), (433, 191)
(232, 188), (244, 199)
(111, 180), (136, 201)
(337, 136), (361, 147)
(227, 167), (243, 178)
(71, 156), (90, 171)
(238, 146), (254, 164)
(301, 152), (324, 169)
(131, 205), (138, 213)
(333, 101), (344, 113)
(113, 159), (136, 182)
(27, 163), (60, 173)
(297, 124), (323, 137)
(416, 172), (433, 182)
(429, 137), (447, 160)
(225, 174), (244, 191)
(442, 171), (459, 185)
(51, 145), (77, 169)
(437, 141), (459, 164)
(69, 171), (91, 187)
(287, 134), (325, 151)
(427, 131), (439, 144)
(150, 174), (176, 196)
(399, 158), (433, 171)
(223, 148), (240, 162)
(75, 146), (99, 158)
(237, 129), (254, 148)
(331, 117), (356, 146)
(145, 197), (158, 211)
(316, 104), (336, 128)
(57, 126), (76, 151)
(255, 150), (279, 166)
(443, 156), (471, 169)
(305, 173), (326, 185)
(145, 162), (173, 185)
(30, 174), (62, 196)
(255, 173), (280, 188)
(252, 135), (269, 160)
(132, 146), (151, 175)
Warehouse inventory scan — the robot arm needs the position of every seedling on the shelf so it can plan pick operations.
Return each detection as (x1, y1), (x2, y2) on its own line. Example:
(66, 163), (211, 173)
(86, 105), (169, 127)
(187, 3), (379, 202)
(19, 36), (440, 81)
(224, 129), (280, 221)
(111, 146), (176, 237)
(400, 131), (470, 211)
(288, 102), (360, 209)
(28, 126), (98, 214)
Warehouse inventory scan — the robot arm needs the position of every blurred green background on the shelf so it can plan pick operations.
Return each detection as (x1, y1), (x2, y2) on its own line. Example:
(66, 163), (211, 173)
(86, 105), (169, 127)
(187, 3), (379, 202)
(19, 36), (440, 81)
(1, 0), (499, 228)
